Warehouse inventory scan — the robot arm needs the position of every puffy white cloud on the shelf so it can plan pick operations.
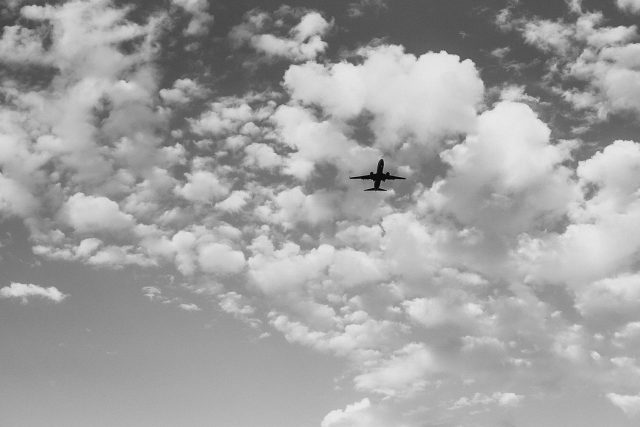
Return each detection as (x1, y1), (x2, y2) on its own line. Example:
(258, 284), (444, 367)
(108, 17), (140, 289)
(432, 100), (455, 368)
(354, 342), (436, 397)
(191, 100), (254, 136)
(178, 303), (201, 312)
(218, 291), (262, 328)
(87, 245), (155, 268)
(219, 291), (255, 316)
(0, 172), (38, 218)
(516, 139), (640, 286)
(437, 101), (578, 236)
(229, 9), (332, 62)
(249, 243), (334, 294)
(617, 0), (640, 13)
(329, 248), (387, 287)
(216, 190), (250, 212)
(0, 282), (67, 303)
(6, 0), (640, 422)
(197, 242), (246, 275)
(508, 10), (640, 118)
(271, 187), (338, 226)
(270, 309), (405, 360)
(321, 399), (412, 427)
(283, 44), (484, 149)
(577, 140), (640, 213)
(320, 398), (375, 427)
(0, 25), (49, 64)
(142, 286), (162, 301)
(159, 78), (203, 105)
(271, 103), (379, 180)
(576, 274), (640, 321)
(61, 193), (135, 234)
(243, 143), (283, 169)
(175, 171), (230, 203)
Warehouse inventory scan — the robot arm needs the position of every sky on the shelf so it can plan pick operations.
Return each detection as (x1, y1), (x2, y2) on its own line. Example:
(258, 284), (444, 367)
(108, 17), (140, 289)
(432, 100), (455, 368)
(3, 0), (640, 425)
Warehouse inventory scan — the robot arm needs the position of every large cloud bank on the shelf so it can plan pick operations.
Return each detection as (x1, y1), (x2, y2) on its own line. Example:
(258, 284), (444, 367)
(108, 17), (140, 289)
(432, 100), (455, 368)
(3, 0), (640, 425)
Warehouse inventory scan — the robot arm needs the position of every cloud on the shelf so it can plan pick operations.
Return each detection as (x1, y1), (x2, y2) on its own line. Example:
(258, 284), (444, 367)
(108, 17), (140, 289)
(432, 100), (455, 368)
(617, 0), (640, 14)
(607, 393), (640, 417)
(516, 139), (640, 287)
(175, 170), (230, 204)
(0, 282), (67, 303)
(197, 242), (246, 275)
(171, 0), (213, 36)
(321, 399), (378, 427)
(159, 78), (203, 105)
(216, 190), (251, 212)
(0, 25), (49, 64)
(142, 286), (162, 301)
(505, 8), (640, 118)
(354, 342), (437, 397)
(451, 392), (523, 409)
(5, 1), (640, 424)
(283, 44), (484, 149)
(436, 101), (578, 237)
(61, 193), (136, 234)
(0, 172), (38, 218)
(229, 8), (332, 62)
(178, 302), (201, 311)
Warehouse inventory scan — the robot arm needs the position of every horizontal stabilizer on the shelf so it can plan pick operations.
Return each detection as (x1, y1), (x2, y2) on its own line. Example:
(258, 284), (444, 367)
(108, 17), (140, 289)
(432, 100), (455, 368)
(365, 188), (386, 191)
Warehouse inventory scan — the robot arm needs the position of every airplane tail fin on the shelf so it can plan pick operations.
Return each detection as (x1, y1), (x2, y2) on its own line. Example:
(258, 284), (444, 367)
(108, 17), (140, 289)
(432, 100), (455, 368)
(365, 188), (386, 192)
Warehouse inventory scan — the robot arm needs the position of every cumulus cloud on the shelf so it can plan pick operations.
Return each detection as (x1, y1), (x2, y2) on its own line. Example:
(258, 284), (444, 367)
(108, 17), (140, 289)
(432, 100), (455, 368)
(5, 0), (640, 424)
(617, 0), (640, 14)
(0, 173), (38, 218)
(517, 140), (640, 287)
(354, 343), (436, 397)
(159, 78), (203, 105)
(436, 101), (578, 237)
(283, 44), (483, 149)
(0, 282), (67, 303)
(198, 242), (246, 275)
(61, 193), (135, 234)
(505, 7), (640, 118)
(179, 302), (201, 311)
(229, 8), (332, 62)
(175, 170), (230, 204)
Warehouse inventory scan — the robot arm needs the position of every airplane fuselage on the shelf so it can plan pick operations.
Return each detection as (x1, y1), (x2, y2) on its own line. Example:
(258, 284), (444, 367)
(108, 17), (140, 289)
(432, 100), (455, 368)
(370, 159), (387, 189)
(350, 158), (405, 191)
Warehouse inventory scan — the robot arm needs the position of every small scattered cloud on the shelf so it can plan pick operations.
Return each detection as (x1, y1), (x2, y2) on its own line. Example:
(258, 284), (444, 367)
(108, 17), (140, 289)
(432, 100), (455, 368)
(229, 7), (333, 62)
(0, 282), (68, 304)
(607, 393), (640, 417)
(178, 302), (201, 312)
(347, 0), (387, 18)
(171, 0), (213, 36)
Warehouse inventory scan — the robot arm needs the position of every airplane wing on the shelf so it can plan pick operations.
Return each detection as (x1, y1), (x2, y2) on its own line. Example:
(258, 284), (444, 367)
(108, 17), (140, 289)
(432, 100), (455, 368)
(385, 175), (405, 180)
(350, 175), (373, 180)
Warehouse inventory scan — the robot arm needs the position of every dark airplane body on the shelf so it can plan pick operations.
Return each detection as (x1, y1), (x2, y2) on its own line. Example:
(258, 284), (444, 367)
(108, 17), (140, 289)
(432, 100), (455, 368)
(350, 159), (405, 191)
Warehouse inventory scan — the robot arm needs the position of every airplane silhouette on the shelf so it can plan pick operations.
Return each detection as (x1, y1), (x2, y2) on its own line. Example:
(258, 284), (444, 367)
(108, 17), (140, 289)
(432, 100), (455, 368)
(350, 159), (405, 191)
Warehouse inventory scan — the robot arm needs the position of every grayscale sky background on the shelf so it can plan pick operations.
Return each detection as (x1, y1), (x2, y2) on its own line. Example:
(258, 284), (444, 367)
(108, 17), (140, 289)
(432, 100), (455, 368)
(3, 0), (640, 425)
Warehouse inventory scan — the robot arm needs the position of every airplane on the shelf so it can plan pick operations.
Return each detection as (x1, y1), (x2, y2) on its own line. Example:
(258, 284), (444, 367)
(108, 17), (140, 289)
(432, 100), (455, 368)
(349, 159), (405, 191)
